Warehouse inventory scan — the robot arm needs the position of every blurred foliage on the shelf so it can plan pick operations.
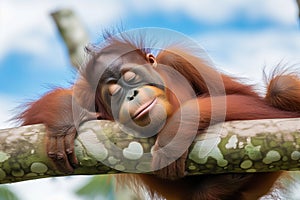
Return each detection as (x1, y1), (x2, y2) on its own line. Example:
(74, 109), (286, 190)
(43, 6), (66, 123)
(76, 175), (115, 200)
(75, 175), (140, 200)
(0, 186), (19, 200)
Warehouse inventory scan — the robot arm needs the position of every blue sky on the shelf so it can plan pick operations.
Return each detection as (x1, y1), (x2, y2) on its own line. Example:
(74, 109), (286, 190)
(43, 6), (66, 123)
(1, 0), (299, 102)
(1, 0), (300, 199)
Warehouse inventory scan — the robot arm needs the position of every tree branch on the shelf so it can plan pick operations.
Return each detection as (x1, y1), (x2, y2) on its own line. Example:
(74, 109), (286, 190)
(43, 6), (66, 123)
(297, 0), (300, 19)
(0, 118), (300, 184)
(51, 9), (90, 69)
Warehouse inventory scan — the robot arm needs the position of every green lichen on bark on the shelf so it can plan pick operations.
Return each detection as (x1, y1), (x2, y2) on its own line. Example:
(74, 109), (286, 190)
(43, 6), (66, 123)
(0, 124), (53, 183)
(0, 118), (299, 184)
(187, 118), (300, 174)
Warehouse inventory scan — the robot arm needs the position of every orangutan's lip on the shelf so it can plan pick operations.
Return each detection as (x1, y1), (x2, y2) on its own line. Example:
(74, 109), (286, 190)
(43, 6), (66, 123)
(133, 98), (157, 119)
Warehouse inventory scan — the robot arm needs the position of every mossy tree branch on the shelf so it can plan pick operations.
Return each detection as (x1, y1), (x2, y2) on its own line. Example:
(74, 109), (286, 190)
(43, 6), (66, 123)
(0, 118), (300, 184)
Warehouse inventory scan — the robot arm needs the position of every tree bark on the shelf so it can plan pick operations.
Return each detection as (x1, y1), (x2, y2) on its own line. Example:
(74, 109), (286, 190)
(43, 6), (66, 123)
(0, 118), (300, 184)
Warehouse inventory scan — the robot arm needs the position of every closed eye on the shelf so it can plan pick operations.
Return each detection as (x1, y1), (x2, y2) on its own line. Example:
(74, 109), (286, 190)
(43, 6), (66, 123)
(123, 71), (137, 83)
(108, 84), (122, 96)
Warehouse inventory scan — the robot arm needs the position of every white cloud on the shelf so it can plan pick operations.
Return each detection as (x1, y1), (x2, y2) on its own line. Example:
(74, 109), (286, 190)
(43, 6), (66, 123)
(0, 0), (126, 63)
(0, 95), (19, 129)
(195, 29), (300, 90)
(0, 1), (53, 60)
(127, 0), (298, 25)
(0, 0), (298, 64)
(255, 0), (298, 25)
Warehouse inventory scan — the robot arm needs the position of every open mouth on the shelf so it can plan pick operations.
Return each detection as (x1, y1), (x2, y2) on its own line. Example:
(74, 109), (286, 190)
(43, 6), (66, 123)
(133, 98), (157, 119)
